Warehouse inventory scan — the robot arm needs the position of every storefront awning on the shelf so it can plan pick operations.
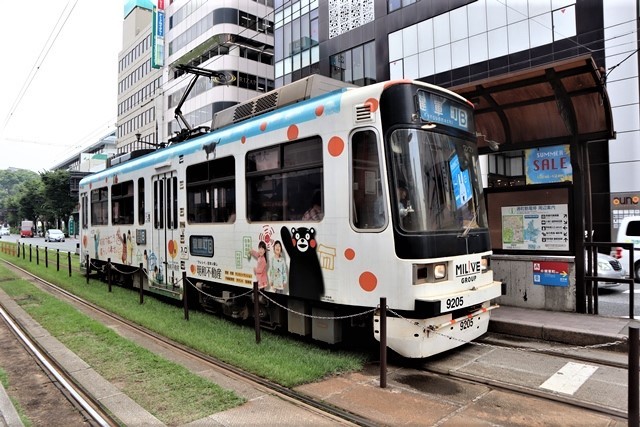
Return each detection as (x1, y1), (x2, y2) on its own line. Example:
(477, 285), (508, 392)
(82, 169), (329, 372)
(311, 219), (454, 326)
(449, 55), (614, 155)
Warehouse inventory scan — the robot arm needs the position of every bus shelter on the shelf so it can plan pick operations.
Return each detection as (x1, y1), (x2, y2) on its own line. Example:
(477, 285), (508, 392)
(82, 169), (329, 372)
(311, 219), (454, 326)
(451, 55), (615, 314)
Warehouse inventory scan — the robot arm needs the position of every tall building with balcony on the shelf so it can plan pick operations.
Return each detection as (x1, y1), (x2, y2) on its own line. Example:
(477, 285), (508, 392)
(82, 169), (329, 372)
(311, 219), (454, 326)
(161, 1), (275, 144)
(117, 0), (164, 153)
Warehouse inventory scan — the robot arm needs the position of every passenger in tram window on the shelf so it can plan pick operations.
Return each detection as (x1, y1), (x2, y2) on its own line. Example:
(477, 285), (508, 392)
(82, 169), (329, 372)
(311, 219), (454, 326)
(302, 190), (323, 221)
(372, 184), (386, 228)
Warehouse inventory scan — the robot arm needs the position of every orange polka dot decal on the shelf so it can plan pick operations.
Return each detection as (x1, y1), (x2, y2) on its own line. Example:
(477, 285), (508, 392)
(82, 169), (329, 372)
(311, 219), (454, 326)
(315, 105), (324, 116)
(287, 124), (299, 140)
(168, 240), (178, 259)
(328, 136), (344, 157)
(241, 136), (246, 144)
(82, 235), (88, 248)
(260, 122), (268, 131)
(364, 98), (379, 113)
(359, 271), (377, 292)
(190, 264), (196, 274)
(344, 248), (355, 260)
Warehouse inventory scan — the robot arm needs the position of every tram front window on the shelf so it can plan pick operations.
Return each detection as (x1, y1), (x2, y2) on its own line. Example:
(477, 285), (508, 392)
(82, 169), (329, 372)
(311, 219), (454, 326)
(389, 129), (487, 233)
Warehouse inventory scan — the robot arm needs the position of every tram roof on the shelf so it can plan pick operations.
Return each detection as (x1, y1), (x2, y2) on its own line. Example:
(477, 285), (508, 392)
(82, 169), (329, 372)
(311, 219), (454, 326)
(449, 55), (614, 155)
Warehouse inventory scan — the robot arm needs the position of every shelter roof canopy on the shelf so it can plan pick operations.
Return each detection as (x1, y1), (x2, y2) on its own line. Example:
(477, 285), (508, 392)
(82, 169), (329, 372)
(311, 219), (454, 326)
(449, 55), (614, 154)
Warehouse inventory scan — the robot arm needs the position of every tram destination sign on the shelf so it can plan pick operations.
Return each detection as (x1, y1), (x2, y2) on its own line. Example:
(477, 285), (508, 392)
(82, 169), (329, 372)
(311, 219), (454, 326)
(501, 204), (569, 251)
(416, 90), (475, 133)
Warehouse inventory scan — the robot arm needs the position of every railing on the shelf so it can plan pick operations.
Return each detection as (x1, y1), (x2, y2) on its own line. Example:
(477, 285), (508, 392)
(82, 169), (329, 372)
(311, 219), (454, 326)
(584, 241), (635, 318)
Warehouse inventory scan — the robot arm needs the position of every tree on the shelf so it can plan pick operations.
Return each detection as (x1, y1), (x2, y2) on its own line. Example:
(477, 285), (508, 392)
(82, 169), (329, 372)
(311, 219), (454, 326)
(40, 170), (76, 231)
(15, 179), (45, 228)
(0, 169), (39, 225)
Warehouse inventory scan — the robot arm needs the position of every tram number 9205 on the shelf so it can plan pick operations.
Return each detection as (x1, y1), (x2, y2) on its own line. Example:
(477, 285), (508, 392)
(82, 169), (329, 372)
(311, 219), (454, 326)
(446, 296), (464, 310)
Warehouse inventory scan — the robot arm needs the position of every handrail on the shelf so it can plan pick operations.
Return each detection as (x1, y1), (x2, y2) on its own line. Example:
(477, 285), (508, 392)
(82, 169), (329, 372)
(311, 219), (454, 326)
(584, 241), (635, 318)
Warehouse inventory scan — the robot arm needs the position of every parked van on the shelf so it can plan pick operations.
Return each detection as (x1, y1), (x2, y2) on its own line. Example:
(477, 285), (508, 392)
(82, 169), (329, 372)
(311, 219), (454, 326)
(20, 220), (34, 238)
(612, 216), (640, 282)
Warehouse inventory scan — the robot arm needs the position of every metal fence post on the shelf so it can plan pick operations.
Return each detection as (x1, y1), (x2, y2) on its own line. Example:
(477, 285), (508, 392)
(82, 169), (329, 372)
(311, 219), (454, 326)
(67, 252), (72, 277)
(86, 255), (90, 284)
(254, 282), (261, 344)
(182, 272), (189, 320)
(139, 263), (144, 304)
(56, 249), (60, 272)
(630, 325), (639, 427)
(29, 245), (32, 262)
(380, 297), (387, 389)
(36, 245), (39, 265)
(107, 258), (112, 293)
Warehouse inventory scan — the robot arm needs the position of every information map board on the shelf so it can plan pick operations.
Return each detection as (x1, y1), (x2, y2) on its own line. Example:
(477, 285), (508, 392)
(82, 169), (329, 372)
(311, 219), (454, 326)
(501, 204), (569, 251)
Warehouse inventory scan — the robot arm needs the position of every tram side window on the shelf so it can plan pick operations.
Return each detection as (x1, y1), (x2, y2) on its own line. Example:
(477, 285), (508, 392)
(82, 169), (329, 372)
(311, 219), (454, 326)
(154, 180), (164, 229)
(138, 178), (145, 225)
(91, 187), (108, 226)
(246, 137), (322, 222)
(168, 176), (178, 229)
(186, 157), (235, 223)
(81, 193), (88, 229)
(350, 130), (384, 230)
(111, 180), (134, 225)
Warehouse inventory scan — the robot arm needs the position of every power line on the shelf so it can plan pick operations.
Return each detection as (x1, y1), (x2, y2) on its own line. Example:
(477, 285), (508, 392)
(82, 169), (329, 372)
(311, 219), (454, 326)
(2, 0), (79, 132)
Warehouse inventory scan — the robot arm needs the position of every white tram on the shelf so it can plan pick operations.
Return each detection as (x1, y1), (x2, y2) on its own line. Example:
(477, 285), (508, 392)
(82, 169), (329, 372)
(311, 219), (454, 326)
(78, 75), (502, 358)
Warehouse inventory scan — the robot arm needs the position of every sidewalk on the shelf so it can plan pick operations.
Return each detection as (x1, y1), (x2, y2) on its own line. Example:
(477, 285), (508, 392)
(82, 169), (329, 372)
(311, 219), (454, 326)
(490, 305), (636, 352)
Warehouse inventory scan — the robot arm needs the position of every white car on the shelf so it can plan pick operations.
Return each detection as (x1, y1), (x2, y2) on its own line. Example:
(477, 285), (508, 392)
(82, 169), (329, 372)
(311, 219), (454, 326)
(586, 251), (627, 289)
(612, 216), (640, 283)
(45, 229), (65, 242)
(0, 227), (9, 236)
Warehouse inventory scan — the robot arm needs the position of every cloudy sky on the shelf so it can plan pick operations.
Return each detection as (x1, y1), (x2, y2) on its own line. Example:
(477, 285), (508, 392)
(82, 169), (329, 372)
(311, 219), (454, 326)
(0, 0), (123, 172)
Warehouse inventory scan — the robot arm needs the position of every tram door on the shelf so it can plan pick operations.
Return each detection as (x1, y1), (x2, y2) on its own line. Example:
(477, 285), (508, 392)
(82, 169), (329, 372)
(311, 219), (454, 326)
(151, 171), (179, 290)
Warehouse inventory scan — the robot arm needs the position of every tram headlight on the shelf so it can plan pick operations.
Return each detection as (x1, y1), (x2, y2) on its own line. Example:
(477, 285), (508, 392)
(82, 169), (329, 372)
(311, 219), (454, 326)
(480, 256), (491, 272)
(434, 263), (447, 280)
(413, 263), (448, 284)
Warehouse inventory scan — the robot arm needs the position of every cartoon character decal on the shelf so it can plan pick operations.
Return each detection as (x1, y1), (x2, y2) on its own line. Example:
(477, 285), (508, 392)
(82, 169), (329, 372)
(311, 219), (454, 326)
(280, 226), (324, 300)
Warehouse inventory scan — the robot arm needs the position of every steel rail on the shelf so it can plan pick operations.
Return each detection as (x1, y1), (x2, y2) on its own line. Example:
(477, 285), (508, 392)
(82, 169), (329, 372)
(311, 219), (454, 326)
(1, 259), (375, 427)
(0, 305), (117, 427)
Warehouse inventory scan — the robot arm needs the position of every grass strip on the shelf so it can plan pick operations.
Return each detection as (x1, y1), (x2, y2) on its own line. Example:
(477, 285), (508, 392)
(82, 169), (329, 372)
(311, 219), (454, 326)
(0, 243), (366, 386)
(0, 274), (244, 425)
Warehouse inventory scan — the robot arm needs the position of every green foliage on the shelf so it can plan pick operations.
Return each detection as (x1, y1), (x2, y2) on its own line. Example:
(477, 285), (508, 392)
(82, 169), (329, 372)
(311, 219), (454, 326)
(40, 170), (76, 229)
(0, 168), (76, 231)
(0, 169), (40, 226)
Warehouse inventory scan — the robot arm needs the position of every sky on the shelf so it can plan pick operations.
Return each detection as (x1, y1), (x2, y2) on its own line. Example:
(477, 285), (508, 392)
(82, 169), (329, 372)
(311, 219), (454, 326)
(0, 1), (123, 172)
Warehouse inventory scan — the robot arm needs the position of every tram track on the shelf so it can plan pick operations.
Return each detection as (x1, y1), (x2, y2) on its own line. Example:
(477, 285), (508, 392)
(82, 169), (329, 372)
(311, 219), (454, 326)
(417, 333), (630, 420)
(0, 301), (118, 427)
(0, 259), (375, 427)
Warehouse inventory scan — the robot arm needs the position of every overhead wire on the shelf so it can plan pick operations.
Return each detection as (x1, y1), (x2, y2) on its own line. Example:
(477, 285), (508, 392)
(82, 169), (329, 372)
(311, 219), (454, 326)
(2, 0), (79, 133)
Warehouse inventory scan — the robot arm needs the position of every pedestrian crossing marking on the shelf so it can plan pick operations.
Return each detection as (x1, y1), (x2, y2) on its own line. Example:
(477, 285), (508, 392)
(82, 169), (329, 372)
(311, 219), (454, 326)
(539, 362), (598, 395)
(623, 290), (640, 294)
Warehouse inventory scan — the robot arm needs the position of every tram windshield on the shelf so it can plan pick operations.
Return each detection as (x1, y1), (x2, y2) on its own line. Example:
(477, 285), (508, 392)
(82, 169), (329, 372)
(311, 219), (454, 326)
(389, 128), (487, 233)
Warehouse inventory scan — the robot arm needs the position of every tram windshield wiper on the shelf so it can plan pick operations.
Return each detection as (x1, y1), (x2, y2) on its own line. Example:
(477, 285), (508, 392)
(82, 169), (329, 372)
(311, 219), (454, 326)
(458, 209), (478, 239)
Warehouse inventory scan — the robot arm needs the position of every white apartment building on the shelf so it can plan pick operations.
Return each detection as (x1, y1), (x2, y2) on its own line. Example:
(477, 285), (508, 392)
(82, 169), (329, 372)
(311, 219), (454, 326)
(161, 0), (275, 144)
(117, 0), (164, 153)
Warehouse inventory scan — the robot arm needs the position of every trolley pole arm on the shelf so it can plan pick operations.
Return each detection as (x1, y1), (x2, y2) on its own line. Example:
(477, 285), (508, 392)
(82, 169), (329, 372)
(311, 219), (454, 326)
(172, 64), (235, 134)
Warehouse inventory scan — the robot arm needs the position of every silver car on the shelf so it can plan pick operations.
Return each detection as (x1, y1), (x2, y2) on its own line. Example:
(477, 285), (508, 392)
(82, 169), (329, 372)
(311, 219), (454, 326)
(586, 252), (627, 289)
(45, 229), (66, 242)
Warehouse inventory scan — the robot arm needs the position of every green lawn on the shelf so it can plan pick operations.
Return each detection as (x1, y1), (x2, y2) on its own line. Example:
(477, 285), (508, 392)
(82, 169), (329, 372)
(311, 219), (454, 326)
(0, 242), (366, 423)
